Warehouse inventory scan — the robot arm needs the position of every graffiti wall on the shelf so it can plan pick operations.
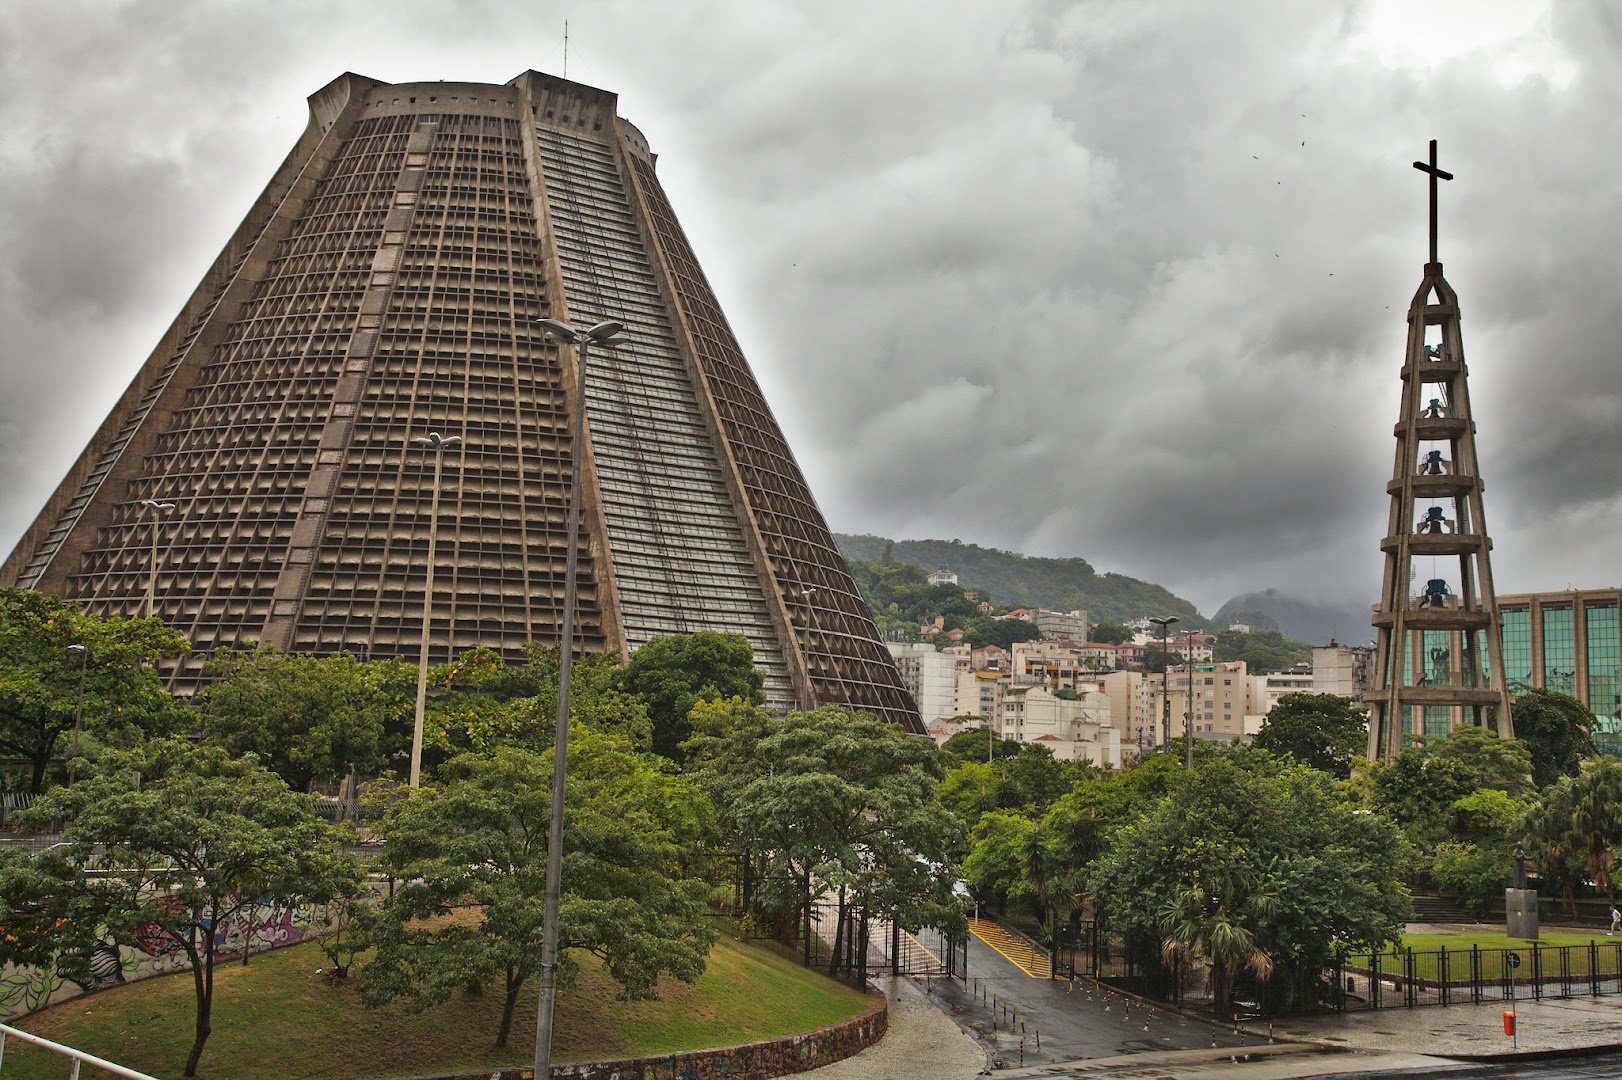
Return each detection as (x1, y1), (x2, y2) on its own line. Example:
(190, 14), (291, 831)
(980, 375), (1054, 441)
(0, 894), (338, 1020)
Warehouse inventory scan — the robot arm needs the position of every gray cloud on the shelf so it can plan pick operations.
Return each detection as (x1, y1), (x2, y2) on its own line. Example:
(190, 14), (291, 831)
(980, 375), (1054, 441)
(0, 0), (1615, 623)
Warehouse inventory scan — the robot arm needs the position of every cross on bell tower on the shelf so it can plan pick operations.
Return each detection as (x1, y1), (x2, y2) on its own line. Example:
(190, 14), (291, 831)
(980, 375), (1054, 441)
(1366, 140), (1514, 759)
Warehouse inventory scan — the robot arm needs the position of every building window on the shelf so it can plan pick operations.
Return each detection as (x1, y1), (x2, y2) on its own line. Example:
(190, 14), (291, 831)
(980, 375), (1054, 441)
(1543, 606), (1576, 696)
(1586, 603), (1620, 752)
(1501, 607), (1531, 689)
(1424, 705), (1451, 740)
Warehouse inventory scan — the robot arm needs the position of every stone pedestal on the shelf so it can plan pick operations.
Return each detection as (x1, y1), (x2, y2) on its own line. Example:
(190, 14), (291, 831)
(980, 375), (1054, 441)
(1506, 888), (1539, 940)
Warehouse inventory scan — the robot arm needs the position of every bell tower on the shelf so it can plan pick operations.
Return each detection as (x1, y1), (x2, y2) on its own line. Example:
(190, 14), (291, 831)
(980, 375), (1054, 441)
(1367, 141), (1514, 758)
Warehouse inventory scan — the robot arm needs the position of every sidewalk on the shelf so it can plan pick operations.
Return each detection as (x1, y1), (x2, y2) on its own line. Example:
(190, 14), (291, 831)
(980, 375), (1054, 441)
(1250, 992), (1622, 1058)
(799, 975), (986, 1080)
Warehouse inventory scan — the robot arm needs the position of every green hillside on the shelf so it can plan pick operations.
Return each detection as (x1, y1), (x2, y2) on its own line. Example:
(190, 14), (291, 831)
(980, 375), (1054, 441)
(836, 534), (1204, 627)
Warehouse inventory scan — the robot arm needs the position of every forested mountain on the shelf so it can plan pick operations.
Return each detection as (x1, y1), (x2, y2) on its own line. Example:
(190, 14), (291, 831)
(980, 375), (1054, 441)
(835, 534), (1203, 627)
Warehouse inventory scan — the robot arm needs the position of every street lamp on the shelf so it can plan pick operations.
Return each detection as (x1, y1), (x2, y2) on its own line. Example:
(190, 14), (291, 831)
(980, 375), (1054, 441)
(1149, 616), (1179, 752)
(138, 499), (176, 619)
(1185, 629), (1197, 768)
(533, 316), (628, 1080)
(66, 644), (88, 787)
(408, 432), (463, 789)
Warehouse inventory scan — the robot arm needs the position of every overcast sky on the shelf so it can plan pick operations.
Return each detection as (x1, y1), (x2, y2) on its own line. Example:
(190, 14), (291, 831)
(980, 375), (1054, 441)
(1, 0), (1618, 620)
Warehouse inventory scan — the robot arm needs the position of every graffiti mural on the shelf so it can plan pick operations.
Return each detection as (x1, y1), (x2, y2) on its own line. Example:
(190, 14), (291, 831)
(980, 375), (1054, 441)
(0, 893), (335, 1021)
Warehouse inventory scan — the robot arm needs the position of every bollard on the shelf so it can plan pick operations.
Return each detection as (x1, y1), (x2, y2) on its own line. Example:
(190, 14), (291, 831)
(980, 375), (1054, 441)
(1035, 1027), (1040, 1049)
(1268, 1022), (1274, 1044)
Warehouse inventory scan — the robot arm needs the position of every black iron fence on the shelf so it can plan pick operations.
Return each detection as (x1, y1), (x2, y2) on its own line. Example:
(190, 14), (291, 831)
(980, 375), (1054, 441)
(735, 898), (967, 984)
(1333, 942), (1622, 1011)
(1046, 921), (1622, 1019)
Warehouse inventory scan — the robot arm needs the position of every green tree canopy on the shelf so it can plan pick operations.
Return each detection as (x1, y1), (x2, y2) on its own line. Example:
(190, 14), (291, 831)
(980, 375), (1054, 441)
(428, 647), (652, 759)
(723, 707), (965, 965)
(1089, 755), (1411, 1014)
(361, 737), (715, 1048)
(5, 739), (357, 1077)
(615, 632), (764, 760)
(1089, 622), (1134, 645)
(1509, 689), (1597, 789)
(1252, 693), (1368, 779)
(938, 725), (1019, 768)
(1211, 628), (1312, 674)
(959, 616), (1045, 651)
(197, 647), (415, 791)
(0, 587), (190, 792)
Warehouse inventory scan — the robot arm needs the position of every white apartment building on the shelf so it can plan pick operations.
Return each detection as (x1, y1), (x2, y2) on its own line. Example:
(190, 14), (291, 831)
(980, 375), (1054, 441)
(1029, 608), (1090, 642)
(999, 684), (1121, 767)
(955, 669), (1004, 725)
(886, 642), (958, 726)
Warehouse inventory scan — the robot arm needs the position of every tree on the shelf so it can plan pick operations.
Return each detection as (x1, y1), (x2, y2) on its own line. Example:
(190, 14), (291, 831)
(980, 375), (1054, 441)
(1211, 628), (1311, 674)
(5, 739), (357, 1077)
(428, 647), (652, 758)
(1089, 756), (1411, 1014)
(939, 725), (1019, 768)
(616, 632), (764, 759)
(1509, 689), (1596, 789)
(960, 617), (1044, 651)
(726, 708), (965, 967)
(0, 587), (189, 792)
(360, 737), (715, 1048)
(1252, 693), (1368, 779)
(1430, 789), (1527, 913)
(197, 647), (415, 791)
(1089, 622), (1133, 645)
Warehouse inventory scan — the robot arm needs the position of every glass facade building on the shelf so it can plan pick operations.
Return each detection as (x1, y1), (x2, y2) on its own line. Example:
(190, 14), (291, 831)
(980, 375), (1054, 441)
(1498, 590), (1622, 755)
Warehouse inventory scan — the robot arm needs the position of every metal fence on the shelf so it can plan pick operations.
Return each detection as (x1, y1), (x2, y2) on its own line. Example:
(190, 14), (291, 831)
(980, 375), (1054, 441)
(0, 1021), (160, 1079)
(739, 899), (967, 984)
(1333, 942), (1622, 1011)
(1051, 923), (1622, 1018)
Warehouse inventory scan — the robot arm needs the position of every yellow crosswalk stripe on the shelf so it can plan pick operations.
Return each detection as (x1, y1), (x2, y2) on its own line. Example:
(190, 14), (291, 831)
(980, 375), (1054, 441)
(969, 917), (1052, 978)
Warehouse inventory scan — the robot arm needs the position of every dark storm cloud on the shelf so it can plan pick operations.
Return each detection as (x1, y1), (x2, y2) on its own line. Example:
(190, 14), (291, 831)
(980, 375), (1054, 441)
(0, 0), (1615, 621)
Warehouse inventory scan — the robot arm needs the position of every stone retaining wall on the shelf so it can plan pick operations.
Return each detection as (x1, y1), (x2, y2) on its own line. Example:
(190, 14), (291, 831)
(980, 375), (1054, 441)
(398, 993), (887, 1080)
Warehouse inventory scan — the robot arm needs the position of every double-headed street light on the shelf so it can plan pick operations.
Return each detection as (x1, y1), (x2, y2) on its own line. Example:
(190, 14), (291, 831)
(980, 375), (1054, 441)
(1148, 616), (1179, 752)
(409, 432), (463, 789)
(533, 316), (628, 1080)
(65, 644), (88, 787)
(138, 499), (176, 619)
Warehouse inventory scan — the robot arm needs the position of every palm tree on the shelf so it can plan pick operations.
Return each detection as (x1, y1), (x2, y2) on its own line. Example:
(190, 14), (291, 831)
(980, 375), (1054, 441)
(1522, 778), (1581, 915)
(1569, 759), (1622, 903)
(1158, 873), (1277, 1015)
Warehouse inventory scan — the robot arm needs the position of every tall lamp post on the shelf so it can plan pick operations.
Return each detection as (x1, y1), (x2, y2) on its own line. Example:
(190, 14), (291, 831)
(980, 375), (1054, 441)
(1185, 630), (1198, 768)
(1149, 616), (1179, 752)
(533, 316), (628, 1080)
(65, 644), (88, 787)
(138, 499), (176, 619)
(409, 432), (463, 789)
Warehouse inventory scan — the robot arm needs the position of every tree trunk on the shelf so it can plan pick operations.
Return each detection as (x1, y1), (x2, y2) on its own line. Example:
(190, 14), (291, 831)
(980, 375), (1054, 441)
(495, 966), (524, 1048)
(183, 927), (213, 1078)
(28, 750), (49, 796)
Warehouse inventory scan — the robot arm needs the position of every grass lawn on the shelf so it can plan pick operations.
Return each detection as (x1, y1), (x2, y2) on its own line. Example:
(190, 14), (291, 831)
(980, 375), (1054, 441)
(0, 925), (873, 1080)
(1344, 931), (1622, 982)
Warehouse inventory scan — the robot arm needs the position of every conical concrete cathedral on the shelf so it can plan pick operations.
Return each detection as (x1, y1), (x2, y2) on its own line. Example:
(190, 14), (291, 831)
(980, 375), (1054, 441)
(1, 71), (920, 732)
(1367, 142), (1513, 758)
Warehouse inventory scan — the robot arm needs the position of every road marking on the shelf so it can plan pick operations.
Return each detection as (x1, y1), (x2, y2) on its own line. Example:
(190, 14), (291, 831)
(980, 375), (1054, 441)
(969, 917), (1052, 978)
